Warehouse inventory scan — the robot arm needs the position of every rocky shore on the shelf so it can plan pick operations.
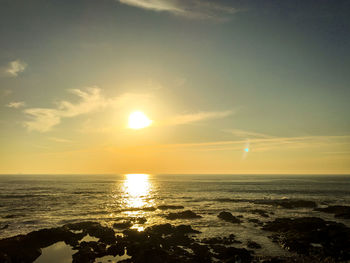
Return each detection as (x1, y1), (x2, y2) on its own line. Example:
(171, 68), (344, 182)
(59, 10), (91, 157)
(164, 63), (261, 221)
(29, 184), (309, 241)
(1, 203), (350, 263)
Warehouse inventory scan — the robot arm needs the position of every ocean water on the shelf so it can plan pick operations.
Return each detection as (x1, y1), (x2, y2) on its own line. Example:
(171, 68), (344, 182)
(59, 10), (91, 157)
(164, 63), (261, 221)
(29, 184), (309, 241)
(0, 174), (349, 258)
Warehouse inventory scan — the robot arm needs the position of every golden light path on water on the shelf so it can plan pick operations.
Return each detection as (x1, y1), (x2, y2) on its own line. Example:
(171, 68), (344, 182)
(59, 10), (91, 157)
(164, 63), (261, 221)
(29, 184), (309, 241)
(121, 174), (154, 231)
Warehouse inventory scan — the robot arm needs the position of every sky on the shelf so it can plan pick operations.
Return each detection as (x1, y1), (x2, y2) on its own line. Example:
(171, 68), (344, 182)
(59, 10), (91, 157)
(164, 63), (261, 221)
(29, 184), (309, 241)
(0, 0), (350, 174)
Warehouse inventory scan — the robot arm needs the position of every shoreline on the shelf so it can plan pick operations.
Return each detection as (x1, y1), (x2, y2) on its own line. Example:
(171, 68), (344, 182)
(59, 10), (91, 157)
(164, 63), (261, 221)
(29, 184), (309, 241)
(1, 201), (350, 263)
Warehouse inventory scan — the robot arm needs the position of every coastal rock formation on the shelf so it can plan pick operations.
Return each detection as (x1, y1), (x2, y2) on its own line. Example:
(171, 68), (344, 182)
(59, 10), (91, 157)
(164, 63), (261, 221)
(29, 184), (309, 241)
(165, 210), (202, 220)
(0, 226), (85, 262)
(262, 217), (350, 261)
(113, 221), (133, 229)
(315, 205), (350, 219)
(218, 211), (242, 223)
(1, 216), (349, 263)
(250, 209), (270, 217)
(247, 240), (262, 249)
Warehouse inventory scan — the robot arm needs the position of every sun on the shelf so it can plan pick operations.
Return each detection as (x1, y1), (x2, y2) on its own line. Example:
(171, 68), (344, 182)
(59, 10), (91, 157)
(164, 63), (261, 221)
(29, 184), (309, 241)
(128, 111), (152, 129)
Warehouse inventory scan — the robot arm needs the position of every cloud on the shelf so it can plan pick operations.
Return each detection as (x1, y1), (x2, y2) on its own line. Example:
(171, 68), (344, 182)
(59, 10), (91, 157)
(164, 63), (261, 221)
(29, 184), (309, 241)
(117, 0), (238, 20)
(166, 110), (233, 126)
(48, 137), (73, 143)
(23, 87), (152, 132)
(160, 134), (350, 153)
(224, 129), (274, 139)
(2, 60), (27, 77)
(6, 101), (26, 109)
(24, 87), (107, 132)
(24, 108), (61, 132)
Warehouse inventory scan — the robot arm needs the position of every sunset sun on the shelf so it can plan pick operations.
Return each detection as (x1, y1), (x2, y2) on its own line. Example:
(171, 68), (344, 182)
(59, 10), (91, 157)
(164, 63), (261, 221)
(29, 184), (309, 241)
(128, 111), (152, 129)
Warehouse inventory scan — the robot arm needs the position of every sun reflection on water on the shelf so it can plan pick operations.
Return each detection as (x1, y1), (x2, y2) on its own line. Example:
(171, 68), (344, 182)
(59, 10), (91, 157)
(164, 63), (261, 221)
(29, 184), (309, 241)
(122, 174), (153, 211)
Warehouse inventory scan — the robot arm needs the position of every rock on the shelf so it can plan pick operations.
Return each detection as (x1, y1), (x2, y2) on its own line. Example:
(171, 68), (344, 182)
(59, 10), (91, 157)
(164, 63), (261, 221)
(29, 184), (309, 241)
(107, 244), (124, 256)
(262, 217), (350, 261)
(134, 217), (147, 224)
(65, 221), (116, 244)
(248, 218), (263, 226)
(165, 210), (202, 220)
(189, 243), (212, 263)
(145, 223), (200, 236)
(214, 246), (253, 263)
(78, 241), (107, 257)
(157, 205), (184, 210)
(72, 245), (95, 263)
(250, 209), (270, 218)
(315, 205), (350, 219)
(131, 247), (177, 263)
(202, 234), (239, 246)
(218, 211), (242, 224)
(0, 227), (83, 263)
(176, 224), (201, 234)
(145, 223), (174, 235)
(113, 221), (132, 229)
(247, 240), (262, 249)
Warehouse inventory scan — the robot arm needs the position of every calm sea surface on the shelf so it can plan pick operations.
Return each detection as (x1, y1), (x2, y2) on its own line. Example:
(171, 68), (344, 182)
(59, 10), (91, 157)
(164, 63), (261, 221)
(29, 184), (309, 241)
(1, 174), (349, 257)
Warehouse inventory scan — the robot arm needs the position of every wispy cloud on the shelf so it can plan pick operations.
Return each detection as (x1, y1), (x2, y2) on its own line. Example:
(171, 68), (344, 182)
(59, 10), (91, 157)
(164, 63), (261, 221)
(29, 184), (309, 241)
(117, 0), (238, 20)
(23, 87), (107, 132)
(6, 101), (26, 109)
(224, 128), (273, 139)
(166, 110), (233, 126)
(24, 108), (61, 132)
(160, 134), (350, 153)
(2, 60), (27, 77)
(23, 87), (152, 132)
(48, 137), (73, 143)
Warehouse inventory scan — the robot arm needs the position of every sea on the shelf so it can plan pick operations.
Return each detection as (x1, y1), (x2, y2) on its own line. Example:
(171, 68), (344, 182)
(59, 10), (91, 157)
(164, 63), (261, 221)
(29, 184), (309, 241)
(0, 174), (350, 260)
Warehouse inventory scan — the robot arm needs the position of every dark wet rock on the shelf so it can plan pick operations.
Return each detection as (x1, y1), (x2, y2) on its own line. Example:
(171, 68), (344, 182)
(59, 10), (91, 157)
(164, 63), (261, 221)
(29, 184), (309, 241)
(123, 223), (203, 262)
(0, 226), (84, 262)
(106, 243), (124, 256)
(214, 246), (253, 263)
(218, 211), (242, 223)
(202, 234), (240, 246)
(134, 217), (147, 224)
(248, 218), (263, 226)
(72, 245), (96, 263)
(166, 210), (202, 220)
(113, 221), (133, 229)
(247, 240), (262, 249)
(255, 199), (317, 209)
(131, 247), (178, 263)
(123, 228), (148, 242)
(189, 243), (213, 263)
(176, 224), (201, 234)
(262, 217), (350, 261)
(145, 223), (200, 236)
(315, 205), (350, 219)
(145, 223), (174, 235)
(250, 209), (270, 217)
(157, 205), (184, 210)
(77, 241), (107, 259)
(65, 221), (116, 244)
(123, 207), (156, 212)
